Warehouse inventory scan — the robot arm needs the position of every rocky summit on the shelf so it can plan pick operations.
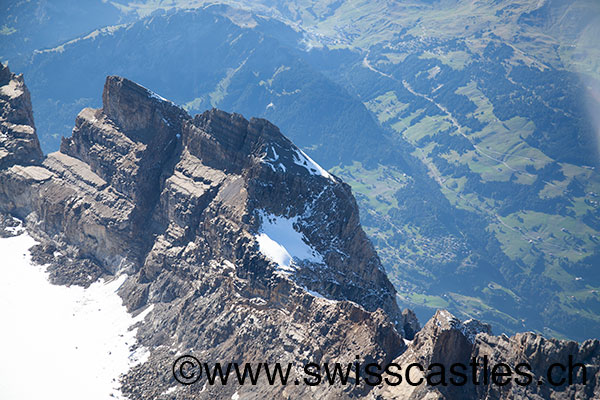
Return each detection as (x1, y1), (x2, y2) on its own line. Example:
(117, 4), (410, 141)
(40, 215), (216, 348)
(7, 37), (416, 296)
(0, 63), (42, 169)
(0, 64), (598, 399)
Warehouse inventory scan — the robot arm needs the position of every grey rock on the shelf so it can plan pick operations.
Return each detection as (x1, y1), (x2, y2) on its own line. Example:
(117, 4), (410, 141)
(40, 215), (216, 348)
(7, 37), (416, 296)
(375, 310), (599, 400)
(0, 63), (42, 168)
(0, 75), (405, 398)
(402, 308), (421, 340)
(1, 72), (598, 400)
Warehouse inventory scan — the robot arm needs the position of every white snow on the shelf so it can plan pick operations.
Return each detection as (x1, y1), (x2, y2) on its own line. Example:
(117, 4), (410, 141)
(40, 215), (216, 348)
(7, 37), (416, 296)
(135, 81), (176, 107)
(261, 146), (286, 173)
(162, 386), (179, 396)
(5, 216), (24, 235)
(292, 149), (335, 181)
(305, 288), (337, 303)
(0, 231), (151, 400)
(255, 212), (323, 272)
(256, 233), (294, 271)
(149, 90), (170, 103)
(161, 116), (173, 127)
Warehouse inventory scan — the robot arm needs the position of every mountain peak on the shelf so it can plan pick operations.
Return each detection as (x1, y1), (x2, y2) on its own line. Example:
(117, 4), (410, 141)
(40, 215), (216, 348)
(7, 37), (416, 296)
(0, 63), (43, 168)
(187, 107), (335, 182)
(0, 63), (13, 86)
(58, 75), (399, 325)
(101, 75), (186, 134)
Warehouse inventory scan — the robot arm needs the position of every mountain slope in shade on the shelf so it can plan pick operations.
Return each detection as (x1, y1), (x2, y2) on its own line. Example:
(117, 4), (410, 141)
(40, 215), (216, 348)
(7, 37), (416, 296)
(0, 65), (599, 399)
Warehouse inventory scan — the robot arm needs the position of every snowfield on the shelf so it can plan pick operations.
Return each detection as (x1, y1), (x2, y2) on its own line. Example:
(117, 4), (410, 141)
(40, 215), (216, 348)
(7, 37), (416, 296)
(0, 230), (151, 400)
(292, 148), (335, 181)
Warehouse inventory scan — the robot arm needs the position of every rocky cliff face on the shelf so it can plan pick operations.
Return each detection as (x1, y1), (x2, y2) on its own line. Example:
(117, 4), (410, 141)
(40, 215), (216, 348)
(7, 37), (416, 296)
(375, 310), (600, 399)
(0, 66), (598, 399)
(0, 64), (42, 169)
(1, 69), (405, 399)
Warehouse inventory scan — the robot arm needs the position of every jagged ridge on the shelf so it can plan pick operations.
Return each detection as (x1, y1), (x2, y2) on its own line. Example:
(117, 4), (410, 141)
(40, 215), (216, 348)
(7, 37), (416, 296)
(1, 70), (406, 398)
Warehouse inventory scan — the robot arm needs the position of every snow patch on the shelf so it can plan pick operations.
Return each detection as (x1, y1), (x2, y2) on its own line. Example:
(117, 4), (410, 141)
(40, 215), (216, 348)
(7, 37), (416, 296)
(255, 212), (323, 272)
(149, 89), (173, 104)
(0, 231), (151, 400)
(292, 149), (334, 181)
(5, 216), (25, 235)
(261, 146), (287, 173)
(304, 287), (337, 303)
(256, 233), (294, 271)
(130, 80), (177, 108)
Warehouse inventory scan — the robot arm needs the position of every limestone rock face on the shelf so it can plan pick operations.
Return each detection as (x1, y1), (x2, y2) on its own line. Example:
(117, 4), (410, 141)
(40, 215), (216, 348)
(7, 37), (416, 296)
(469, 332), (600, 399)
(1, 72), (598, 399)
(0, 64), (42, 168)
(402, 308), (421, 340)
(375, 310), (600, 400)
(0, 75), (407, 398)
